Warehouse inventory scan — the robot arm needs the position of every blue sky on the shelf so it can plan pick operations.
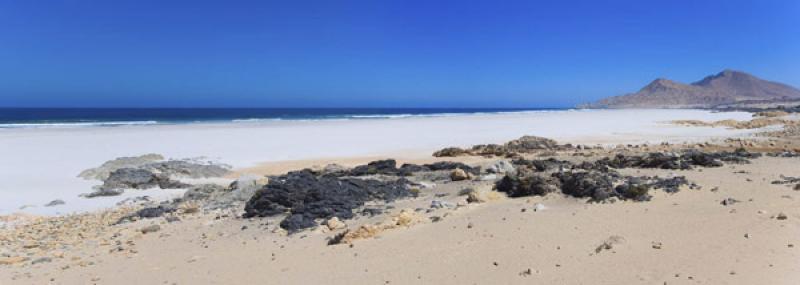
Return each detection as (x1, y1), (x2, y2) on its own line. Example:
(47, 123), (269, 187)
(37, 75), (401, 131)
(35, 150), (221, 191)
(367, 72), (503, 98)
(1, 0), (798, 108)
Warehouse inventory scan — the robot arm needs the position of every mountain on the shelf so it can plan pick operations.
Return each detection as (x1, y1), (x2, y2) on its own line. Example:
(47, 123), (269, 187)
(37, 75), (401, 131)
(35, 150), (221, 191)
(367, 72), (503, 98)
(582, 70), (800, 108)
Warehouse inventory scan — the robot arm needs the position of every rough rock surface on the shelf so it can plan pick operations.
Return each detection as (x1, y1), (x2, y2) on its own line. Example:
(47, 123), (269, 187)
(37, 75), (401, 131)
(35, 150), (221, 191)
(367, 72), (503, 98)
(78, 154), (164, 180)
(97, 168), (190, 193)
(243, 170), (414, 232)
(593, 148), (760, 170)
(434, 136), (569, 157)
(327, 159), (479, 177)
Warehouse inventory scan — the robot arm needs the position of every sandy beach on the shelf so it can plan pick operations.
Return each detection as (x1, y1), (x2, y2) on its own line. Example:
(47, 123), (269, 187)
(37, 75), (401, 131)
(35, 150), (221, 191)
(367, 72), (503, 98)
(0, 109), (757, 215)
(2, 109), (799, 284)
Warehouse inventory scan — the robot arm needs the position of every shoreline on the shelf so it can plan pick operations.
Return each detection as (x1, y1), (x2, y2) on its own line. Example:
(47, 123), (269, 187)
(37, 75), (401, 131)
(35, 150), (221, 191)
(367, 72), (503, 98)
(0, 109), (759, 216)
(1, 109), (799, 284)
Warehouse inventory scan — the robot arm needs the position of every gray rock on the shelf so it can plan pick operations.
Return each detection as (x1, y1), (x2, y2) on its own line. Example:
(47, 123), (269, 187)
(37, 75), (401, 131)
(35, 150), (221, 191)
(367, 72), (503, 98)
(140, 224), (161, 234)
(31, 257), (52, 265)
(82, 188), (125, 198)
(720, 198), (739, 206)
(44, 199), (65, 207)
(203, 175), (266, 210)
(98, 168), (190, 192)
(487, 160), (516, 175)
(430, 200), (455, 209)
(78, 153), (164, 180)
(183, 184), (227, 201)
(141, 160), (230, 178)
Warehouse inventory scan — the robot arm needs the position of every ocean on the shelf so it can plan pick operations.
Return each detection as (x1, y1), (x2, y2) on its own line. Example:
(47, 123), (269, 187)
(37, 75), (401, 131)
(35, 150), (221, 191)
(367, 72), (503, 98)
(0, 108), (561, 128)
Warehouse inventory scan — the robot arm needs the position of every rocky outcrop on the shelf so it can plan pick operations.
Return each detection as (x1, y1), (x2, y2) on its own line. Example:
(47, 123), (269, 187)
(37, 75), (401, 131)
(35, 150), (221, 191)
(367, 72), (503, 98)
(96, 168), (189, 192)
(78, 154), (164, 180)
(79, 155), (232, 198)
(322, 159), (479, 177)
(582, 70), (800, 109)
(243, 170), (415, 232)
(434, 135), (573, 157)
(495, 149), (757, 202)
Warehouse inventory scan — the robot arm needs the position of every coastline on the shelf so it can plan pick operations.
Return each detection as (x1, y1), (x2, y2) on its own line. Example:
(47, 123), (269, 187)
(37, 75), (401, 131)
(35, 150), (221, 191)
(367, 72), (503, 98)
(1, 108), (799, 284)
(0, 109), (758, 216)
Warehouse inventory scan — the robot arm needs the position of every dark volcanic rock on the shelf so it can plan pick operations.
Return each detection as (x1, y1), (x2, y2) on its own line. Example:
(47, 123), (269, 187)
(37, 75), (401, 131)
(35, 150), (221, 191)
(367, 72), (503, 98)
(592, 149), (759, 171)
(243, 170), (413, 232)
(348, 159), (401, 176)
(333, 159), (479, 177)
(556, 171), (621, 201)
(433, 147), (469, 157)
(512, 158), (573, 172)
(496, 169), (689, 202)
(496, 175), (560, 197)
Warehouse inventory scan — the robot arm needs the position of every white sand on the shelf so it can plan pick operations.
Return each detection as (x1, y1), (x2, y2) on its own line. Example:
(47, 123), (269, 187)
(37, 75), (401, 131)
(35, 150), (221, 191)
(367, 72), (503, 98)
(0, 109), (756, 215)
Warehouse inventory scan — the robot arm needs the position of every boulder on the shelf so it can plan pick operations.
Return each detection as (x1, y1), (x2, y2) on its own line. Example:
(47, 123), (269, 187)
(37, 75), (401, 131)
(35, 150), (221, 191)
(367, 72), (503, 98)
(183, 184), (227, 200)
(487, 160), (516, 174)
(450, 168), (471, 181)
(464, 188), (504, 203)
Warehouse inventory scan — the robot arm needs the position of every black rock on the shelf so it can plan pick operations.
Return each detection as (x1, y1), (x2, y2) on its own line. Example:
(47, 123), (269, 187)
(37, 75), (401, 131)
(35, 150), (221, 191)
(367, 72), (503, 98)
(348, 159), (399, 176)
(556, 171), (620, 201)
(243, 170), (413, 232)
(496, 175), (560, 197)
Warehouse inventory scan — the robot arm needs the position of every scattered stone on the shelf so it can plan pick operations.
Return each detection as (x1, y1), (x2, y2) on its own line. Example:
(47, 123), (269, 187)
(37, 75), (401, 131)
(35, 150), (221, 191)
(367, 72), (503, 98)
(776, 213), (788, 220)
(487, 160), (516, 175)
(140, 224), (161, 234)
(116, 205), (177, 224)
(31, 257), (52, 265)
(450, 168), (471, 181)
(720, 198), (739, 206)
(595, 235), (625, 254)
(430, 200), (455, 209)
(532, 203), (546, 212)
(183, 184), (227, 200)
(328, 209), (422, 245)
(325, 217), (346, 230)
(82, 188), (125, 198)
(465, 188), (504, 203)
(44, 199), (65, 207)
(772, 175), (800, 186)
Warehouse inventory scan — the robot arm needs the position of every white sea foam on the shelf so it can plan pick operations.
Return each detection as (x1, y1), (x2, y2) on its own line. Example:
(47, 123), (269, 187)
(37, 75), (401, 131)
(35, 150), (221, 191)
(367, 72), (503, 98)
(0, 120), (160, 129)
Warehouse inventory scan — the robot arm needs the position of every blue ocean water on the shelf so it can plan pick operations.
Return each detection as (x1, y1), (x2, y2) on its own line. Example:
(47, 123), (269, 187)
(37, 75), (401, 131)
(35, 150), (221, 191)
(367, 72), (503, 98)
(0, 108), (564, 128)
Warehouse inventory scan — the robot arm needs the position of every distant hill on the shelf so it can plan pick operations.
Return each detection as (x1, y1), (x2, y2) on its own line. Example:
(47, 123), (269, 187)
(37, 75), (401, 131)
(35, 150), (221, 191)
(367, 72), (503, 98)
(581, 70), (800, 108)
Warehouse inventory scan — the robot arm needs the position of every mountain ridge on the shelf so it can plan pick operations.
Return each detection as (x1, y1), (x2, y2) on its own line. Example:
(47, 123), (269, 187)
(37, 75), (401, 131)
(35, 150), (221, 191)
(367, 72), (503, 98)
(582, 70), (800, 108)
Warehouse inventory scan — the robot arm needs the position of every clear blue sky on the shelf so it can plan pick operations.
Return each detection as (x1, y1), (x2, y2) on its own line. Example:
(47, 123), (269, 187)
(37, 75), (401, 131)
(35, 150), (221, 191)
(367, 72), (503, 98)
(1, 0), (798, 108)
